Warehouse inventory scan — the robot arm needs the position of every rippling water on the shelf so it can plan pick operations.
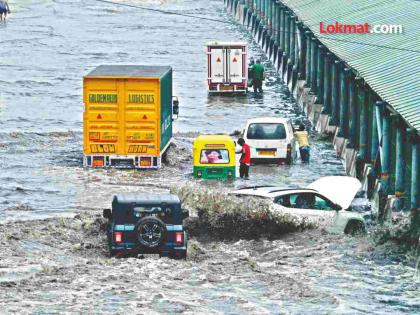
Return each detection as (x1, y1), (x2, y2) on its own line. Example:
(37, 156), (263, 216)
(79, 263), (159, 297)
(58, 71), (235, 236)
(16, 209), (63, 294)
(0, 0), (418, 313)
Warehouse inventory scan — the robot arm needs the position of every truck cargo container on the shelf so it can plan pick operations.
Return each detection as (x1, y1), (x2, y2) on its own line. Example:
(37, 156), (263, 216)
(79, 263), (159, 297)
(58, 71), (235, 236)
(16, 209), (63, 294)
(207, 41), (247, 94)
(83, 65), (178, 169)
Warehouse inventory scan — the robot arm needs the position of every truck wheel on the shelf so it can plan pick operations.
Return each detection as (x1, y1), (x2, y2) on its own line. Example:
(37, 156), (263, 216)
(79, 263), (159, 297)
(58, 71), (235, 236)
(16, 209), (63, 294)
(344, 220), (366, 236)
(135, 217), (167, 248)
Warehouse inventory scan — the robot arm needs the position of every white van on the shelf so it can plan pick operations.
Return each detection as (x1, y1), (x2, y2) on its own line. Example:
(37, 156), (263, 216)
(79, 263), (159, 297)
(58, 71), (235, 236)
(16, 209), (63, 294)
(243, 117), (297, 164)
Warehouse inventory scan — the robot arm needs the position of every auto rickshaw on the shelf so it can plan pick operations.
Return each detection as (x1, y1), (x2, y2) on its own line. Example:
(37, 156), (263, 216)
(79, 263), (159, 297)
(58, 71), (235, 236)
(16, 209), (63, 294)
(193, 135), (236, 179)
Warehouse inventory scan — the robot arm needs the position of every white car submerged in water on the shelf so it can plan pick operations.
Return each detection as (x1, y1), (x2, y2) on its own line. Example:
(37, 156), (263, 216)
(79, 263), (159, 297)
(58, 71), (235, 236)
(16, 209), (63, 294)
(230, 176), (367, 235)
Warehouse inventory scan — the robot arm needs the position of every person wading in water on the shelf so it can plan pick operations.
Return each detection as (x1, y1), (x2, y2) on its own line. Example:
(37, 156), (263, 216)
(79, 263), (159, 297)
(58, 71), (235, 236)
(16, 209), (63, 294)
(0, 0), (10, 22)
(251, 59), (265, 93)
(237, 138), (251, 179)
(294, 124), (310, 163)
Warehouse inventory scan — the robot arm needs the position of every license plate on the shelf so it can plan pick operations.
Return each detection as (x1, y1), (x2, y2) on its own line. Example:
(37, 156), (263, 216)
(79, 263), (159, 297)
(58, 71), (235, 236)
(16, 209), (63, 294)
(258, 150), (276, 156)
(220, 85), (233, 91)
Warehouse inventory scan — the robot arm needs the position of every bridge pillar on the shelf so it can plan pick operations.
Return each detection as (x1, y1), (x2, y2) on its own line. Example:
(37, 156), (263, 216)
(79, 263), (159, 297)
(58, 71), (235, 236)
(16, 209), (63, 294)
(316, 45), (325, 104)
(370, 97), (379, 166)
(411, 134), (420, 228)
(305, 31), (311, 86)
(290, 15), (296, 66)
(378, 104), (391, 222)
(322, 52), (332, 114)
(338, 68), (350, 138)
(330, 59), (340, 126)
(297, 22), (306, 79)
(356, 80), (368, 176)
(393, 118), (406, 210)
(348, 75), (357, 148)
(310, 38), (318, 94)
(284, 11), (290, 56)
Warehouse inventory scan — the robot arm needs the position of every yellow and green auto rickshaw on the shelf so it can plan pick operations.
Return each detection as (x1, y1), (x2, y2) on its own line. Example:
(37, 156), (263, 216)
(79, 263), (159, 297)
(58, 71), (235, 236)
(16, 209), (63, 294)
(193, 135), (236, 179)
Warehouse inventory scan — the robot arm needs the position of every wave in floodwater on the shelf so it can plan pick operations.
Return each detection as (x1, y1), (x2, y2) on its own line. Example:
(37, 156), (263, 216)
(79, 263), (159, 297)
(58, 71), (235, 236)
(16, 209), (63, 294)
(0, 212), (418, 314)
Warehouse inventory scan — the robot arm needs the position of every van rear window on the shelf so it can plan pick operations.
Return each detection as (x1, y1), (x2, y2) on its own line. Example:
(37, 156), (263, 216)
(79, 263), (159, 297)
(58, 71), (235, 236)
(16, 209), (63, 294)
(246, 123), (286, 140)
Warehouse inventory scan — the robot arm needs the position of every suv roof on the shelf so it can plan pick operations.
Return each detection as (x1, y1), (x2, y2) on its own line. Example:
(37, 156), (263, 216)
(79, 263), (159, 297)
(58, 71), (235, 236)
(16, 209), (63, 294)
(113, 193), (180, 205)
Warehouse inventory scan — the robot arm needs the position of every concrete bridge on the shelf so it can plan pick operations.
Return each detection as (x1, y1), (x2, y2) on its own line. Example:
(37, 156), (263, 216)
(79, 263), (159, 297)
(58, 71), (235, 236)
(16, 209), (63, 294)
(224, 0), (419, 229)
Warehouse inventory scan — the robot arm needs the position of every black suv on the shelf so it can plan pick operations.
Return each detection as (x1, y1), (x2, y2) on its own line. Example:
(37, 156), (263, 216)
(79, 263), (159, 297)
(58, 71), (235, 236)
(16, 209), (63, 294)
(103, 193), (189, 258)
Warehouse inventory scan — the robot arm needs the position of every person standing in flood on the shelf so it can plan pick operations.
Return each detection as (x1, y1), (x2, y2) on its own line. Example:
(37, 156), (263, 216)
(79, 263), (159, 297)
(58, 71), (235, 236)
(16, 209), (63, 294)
(0, 0), (10, 21)
(251, 59), (265, 93)
(237, 138), (251, 179)
(294, 124), (310, 163)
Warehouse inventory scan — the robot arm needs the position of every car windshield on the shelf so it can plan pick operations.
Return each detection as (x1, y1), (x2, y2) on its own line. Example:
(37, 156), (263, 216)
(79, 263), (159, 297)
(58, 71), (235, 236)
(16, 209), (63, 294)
(246, 123), (286, 140)
(200, 149), (230, 164)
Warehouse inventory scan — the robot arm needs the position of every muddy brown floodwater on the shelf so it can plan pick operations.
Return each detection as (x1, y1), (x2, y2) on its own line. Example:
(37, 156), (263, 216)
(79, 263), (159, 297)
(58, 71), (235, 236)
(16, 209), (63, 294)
(0, 0), (419, 313)
(0, 211), (380, 314)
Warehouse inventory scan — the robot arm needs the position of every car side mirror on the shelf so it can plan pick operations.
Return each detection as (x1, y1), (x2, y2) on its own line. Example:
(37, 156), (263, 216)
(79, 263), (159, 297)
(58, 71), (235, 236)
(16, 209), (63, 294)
(182, 209), (189, 219)
(172, 96), (179, 120)
(333, 204), (342, 211)
(103, 208), (112, 220)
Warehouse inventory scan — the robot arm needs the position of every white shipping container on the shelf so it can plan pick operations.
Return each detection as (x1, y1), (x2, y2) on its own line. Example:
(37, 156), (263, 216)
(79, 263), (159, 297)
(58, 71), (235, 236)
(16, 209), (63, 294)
(207, 42), (247, 93)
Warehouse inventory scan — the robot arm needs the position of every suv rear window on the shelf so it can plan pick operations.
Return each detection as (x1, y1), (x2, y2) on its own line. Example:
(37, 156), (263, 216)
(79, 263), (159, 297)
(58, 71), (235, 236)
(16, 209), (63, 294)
(246, 123), (286, 140)
(133, 206), (174, 224)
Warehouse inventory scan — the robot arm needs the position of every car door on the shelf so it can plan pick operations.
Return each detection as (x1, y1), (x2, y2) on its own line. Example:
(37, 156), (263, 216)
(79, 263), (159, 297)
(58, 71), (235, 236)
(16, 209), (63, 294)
(273, 193), (338, 228)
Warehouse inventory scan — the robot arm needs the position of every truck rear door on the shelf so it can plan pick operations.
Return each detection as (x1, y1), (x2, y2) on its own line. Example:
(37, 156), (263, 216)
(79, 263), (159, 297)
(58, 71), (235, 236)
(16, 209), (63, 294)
(227, 47), (245, 84)
(124, 79), (159, 157)
(209, 47), (225, 84)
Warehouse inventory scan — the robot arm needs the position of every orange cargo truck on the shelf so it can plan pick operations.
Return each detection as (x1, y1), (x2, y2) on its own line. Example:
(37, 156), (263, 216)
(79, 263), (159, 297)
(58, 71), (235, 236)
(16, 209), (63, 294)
(83, 65), (179, 169)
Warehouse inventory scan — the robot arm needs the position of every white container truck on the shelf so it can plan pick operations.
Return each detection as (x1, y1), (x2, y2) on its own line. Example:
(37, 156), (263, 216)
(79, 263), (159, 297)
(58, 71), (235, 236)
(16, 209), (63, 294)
(206, 41), (247, 94)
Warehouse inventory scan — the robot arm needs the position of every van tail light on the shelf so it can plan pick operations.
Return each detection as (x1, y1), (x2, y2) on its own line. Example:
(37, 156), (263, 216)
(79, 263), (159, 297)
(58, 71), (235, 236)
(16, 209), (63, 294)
(114, 232), (123, 243)
(287, 144), (292, 152)
(175, 232), (184, 244)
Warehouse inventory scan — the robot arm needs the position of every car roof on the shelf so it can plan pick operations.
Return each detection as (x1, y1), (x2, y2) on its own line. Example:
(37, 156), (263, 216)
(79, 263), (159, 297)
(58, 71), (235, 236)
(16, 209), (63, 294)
(231, 186), (318, 198)
(113, 193), (180, 205)
(246, 117), (290, 124)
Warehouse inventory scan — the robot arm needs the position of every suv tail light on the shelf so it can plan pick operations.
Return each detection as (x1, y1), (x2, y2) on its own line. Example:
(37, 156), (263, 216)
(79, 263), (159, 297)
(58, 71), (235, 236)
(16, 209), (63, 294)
(175, 232), (184, 244)
(114, 231), (123, 243)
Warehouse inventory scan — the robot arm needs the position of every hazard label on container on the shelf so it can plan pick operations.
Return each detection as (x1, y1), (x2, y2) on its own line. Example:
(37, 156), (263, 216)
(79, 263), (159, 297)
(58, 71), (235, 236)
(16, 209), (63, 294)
(216, 57), (221, 62)
(233, 57), (237, 62)
(97, 114), (102, 119)
(142, 114), (148, 120)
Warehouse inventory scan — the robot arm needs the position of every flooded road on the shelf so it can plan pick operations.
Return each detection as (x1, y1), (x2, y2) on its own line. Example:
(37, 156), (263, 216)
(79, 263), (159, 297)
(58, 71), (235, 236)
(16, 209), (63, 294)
(0, 0), (418, 313)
